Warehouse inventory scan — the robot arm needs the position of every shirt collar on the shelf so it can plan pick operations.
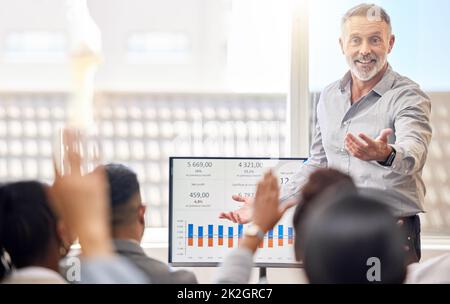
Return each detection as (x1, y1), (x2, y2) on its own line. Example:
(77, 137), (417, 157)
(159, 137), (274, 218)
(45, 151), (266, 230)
(339, 70), (353, 93)
(339, 63), (396, 96)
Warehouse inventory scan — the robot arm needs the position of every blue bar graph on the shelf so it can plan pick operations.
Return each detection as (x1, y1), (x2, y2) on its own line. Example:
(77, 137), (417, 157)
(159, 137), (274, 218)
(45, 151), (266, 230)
(278, 225), (284, 246)
(218, 225), (224, 246)
(188, 224), (194, 246)
(185, 223), (294, 248)
(188, 224), (193, 238)
(208, 225), (213, 238)
(208, 225), (213, 246)
(238, 224), (243, 239)
(218, 225), (224, 238)
(228, 227), (234, 248)
(198, 226), (204, 247)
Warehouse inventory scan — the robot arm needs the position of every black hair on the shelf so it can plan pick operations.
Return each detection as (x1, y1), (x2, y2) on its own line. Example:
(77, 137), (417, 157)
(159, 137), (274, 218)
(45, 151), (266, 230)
(0, 181), (58, 281)
(302, 193), (407, 284)
(293, 169), (356, 260)
(103, 163), (141, 227)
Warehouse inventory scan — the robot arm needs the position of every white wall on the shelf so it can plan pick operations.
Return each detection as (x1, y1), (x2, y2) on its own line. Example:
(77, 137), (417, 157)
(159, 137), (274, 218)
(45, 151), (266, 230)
(0, 0), (69, 90)
(0, 0), (228, 91)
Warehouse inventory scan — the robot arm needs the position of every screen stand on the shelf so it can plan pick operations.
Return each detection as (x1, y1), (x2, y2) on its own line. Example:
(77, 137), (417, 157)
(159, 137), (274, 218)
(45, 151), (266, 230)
(258, 267), (268, 283)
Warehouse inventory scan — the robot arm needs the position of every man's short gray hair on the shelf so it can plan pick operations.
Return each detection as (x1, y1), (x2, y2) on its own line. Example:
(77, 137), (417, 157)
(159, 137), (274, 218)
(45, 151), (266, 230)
(341, 3), (392, 35)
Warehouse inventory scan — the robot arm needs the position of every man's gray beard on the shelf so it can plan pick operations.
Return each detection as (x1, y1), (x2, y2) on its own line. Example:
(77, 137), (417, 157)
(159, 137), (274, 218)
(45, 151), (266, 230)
(348, 56), (387, 81)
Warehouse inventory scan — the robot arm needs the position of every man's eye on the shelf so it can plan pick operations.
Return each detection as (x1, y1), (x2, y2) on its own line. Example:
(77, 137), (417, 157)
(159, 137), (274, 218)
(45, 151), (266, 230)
(371, 37), (381, 44)
(351, 38), (360, 44)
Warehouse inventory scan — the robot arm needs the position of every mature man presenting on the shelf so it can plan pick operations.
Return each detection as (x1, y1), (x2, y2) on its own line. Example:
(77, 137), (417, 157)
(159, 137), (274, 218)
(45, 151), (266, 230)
(220, 3), (432, 263)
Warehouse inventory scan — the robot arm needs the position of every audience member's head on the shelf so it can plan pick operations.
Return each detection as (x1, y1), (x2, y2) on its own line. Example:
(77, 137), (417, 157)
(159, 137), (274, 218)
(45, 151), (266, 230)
(0, 181), (71, 281)
(302, 193), (407, 284)
(103, 164), (146, 241)
(293, 168), (356, 259)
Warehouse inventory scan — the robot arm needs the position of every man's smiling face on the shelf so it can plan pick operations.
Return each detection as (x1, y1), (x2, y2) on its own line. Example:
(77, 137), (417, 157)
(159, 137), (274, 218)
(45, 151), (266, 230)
(340, 16), (395, 81)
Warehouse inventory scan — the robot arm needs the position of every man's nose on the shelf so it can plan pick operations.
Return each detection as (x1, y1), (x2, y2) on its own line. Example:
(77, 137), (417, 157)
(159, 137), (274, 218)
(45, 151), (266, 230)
(359, 41), (372, 56)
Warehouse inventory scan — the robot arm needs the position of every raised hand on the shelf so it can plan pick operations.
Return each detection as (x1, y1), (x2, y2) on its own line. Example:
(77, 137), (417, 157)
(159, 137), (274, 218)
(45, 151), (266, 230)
(239, 171), (291, 253)
(252, 171), (284, 233)
(50, 128), (112, 258)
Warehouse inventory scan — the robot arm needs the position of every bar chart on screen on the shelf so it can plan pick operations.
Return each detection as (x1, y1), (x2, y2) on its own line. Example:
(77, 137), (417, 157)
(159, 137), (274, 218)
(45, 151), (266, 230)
(173, 214), (297, 264)
(170, 157), (305, 266)
(183, 223), (294, 248)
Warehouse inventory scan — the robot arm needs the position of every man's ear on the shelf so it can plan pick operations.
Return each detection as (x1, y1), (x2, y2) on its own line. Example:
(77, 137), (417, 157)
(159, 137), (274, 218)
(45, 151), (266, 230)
(138, 205), (146, 226)
(388, 34), (395, 53)
(339, 37), (345, 55)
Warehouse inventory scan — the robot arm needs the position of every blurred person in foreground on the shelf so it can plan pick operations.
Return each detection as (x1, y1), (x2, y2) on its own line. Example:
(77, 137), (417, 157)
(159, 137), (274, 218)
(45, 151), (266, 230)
(215, 168), (356, 283)
(0, 164), (147, 283)
(216, 170), (408, 284)
(101, 163), (197, 283)
(217, 167), (450, 284)
(0, 128), (148, 284)
(0, 181), (73, 284)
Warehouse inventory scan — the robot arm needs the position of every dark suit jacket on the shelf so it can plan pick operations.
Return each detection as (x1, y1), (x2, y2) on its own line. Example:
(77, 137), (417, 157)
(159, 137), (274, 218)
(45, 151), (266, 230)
(113, 239), (198, 284)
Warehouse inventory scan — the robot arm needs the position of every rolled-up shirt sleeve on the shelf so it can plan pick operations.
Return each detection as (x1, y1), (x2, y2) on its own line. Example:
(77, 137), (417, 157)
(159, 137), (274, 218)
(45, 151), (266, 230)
(388, 89), (432, 176)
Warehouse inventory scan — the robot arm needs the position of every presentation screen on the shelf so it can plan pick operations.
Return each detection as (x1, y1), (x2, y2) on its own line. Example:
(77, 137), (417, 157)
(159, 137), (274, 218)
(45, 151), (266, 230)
(169, 157), (306, 267)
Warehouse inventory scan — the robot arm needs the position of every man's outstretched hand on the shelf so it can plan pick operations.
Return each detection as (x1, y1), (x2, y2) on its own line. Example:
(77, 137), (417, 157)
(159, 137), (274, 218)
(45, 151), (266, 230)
(345, 128), (393, 162)
(219, 175), (298, 224)
(219, 195), (254, 224)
